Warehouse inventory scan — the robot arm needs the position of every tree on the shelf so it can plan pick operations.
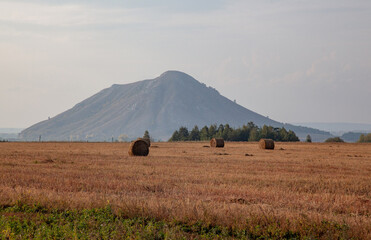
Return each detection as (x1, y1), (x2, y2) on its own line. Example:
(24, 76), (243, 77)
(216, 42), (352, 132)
(169, 130), (180, 141)
(248, 127), (260, 141)
(178, 127), (189, 141)
(215, 124), (224, 138)
(208, 124), (217, 138)
(222, 124), (233, 140)
(189, 125), (200, 141)
(228, 128), (241, 141)
(358, 134), (365, 143)
(306, 135), (312, 143)
(358, 133), (371, 142)
(143, 130), (150, 140)
(325, 137), (344, 143)
(247, 122), (256, 129)
(200, 126), (209, 140)
(260, 125), (275, 139)
(217, 124), (224, 133)
(287, 130), (300, 142)
(239, 124), (251, 141)
(279, 128), (289, 141)
(168, 122), (301, 142)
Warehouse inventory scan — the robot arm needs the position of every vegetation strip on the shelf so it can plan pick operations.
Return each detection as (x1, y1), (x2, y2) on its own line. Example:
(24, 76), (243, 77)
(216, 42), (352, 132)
(0, 203), (352, 239)
(169, 123), (300, 142)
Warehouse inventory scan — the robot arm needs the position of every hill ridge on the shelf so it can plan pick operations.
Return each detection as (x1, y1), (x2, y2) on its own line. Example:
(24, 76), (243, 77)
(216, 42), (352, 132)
(19, 71), (332, 141)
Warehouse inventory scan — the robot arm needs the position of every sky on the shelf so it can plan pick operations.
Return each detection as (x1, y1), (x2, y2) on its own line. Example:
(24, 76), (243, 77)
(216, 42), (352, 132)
(1, 0), (371, 128)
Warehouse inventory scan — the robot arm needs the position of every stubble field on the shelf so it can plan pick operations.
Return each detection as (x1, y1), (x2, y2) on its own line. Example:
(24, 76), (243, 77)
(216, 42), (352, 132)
(0, 141), (370, 239)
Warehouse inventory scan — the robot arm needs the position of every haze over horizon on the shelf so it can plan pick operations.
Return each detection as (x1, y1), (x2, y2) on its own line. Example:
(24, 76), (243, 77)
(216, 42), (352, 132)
(1, 0), (371, 128)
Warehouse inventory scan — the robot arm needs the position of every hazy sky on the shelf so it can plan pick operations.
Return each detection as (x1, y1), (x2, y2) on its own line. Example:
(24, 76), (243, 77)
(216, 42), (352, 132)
(1, 0), (371, 128)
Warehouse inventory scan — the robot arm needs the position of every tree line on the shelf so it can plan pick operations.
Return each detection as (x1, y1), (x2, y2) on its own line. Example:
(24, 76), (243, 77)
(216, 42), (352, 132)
(358, 133), (371, 142)
(169, 122), (300, 142)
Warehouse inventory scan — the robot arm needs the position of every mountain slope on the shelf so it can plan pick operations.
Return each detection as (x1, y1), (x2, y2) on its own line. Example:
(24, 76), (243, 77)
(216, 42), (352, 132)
(20, 71), (331, 141)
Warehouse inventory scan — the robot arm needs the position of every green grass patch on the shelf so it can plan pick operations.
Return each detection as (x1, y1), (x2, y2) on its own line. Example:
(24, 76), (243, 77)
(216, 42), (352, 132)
(0, 202), (351, 239)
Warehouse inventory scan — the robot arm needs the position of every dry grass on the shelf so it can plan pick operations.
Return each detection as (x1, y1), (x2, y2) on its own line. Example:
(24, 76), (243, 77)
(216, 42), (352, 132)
(0, 142), (370, 238)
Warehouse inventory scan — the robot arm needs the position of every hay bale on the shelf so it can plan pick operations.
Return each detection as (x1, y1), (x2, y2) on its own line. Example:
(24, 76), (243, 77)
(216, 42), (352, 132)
(210, 138), (224, 148)
(259, 139), (275, 150)
(128, 139), (149, 156)
(137, 138), (151, 147)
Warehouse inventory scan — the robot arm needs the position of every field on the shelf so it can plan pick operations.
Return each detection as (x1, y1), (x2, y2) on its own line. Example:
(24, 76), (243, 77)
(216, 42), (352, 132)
(0, 142), (370, 239)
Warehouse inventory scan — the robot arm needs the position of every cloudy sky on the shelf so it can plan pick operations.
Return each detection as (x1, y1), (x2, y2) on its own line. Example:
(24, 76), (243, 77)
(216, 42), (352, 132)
(1, 0), (370, 128)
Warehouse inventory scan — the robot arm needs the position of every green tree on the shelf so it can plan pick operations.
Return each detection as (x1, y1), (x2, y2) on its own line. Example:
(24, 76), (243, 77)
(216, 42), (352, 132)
(228, 128), (241, 141)
(287, 130), (300, 142)
(358, 133), (371, 142)
(168, 122), (301, 142)
(325, 137), (344, 143)
(189, 125), (201, 141)
(239, 124), (251, 141)
(217, 124), (224, 133)
(200, 126), (209, 140)
(169, 130), (180, 141)
(248, 127), (260, 141)
(278, 128), (289, 141)
(247, 122), (256, 129)
(143, 130), (150, 140)
(222, 124), (233, 140)
(208, 124), (217, 138)
(178, 127), (189, 141)
(260, 125), (275, 139)
(306, 135), (312, 143)
(215, 124), (224, 138)
(365, 133), (371, 142)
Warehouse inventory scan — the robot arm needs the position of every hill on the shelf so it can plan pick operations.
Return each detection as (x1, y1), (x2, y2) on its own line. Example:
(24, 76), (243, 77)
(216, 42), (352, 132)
(19, 71), (331, 141)
(0, 128), (24, 141)
(293, 122), (371, 136)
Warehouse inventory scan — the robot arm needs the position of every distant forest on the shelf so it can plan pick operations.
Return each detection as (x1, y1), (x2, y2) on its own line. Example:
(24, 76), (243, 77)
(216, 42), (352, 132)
(168, 122), (300, 142)
(358, 133), (371, 142)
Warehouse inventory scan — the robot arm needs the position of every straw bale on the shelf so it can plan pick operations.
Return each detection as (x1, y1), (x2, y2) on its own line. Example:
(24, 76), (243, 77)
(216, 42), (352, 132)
(137, 138), (151, 147)
(259, 139), (275, 150)
(210, 138), (224, 148)
(128, 139), (149, 156)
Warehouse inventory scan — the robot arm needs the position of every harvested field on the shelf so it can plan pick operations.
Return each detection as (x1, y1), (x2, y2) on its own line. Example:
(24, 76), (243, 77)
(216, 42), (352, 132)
(0, 142), (370, 238)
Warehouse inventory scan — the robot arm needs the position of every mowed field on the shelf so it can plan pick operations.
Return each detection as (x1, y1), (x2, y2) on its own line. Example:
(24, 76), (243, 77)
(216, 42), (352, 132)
(0, 142), (370, 239)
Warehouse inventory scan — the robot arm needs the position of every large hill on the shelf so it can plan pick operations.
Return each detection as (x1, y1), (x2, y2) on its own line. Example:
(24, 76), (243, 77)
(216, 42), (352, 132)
(20, 71), (331, 141)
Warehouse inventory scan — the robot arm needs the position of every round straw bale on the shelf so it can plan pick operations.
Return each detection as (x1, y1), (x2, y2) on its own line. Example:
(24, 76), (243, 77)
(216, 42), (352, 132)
(259, 139), (275, 150)
(137, 138), (150, 147)
(128, 139), (149, 156)
(210, 138), (224, 148)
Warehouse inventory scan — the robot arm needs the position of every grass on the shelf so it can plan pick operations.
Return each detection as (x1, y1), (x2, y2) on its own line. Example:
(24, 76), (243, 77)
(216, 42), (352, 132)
(0, 142), (370, 239)
(0, 202), (351, 239)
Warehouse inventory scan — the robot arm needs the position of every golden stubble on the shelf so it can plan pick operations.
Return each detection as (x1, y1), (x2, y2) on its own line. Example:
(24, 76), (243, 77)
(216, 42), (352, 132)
(0, 142), (370, 237)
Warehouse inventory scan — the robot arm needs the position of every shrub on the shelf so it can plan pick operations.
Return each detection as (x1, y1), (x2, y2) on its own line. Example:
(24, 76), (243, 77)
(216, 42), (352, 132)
(143, 130), (150, 140)
(358, 133), (371, 142)
(325, 137), (344, 143)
